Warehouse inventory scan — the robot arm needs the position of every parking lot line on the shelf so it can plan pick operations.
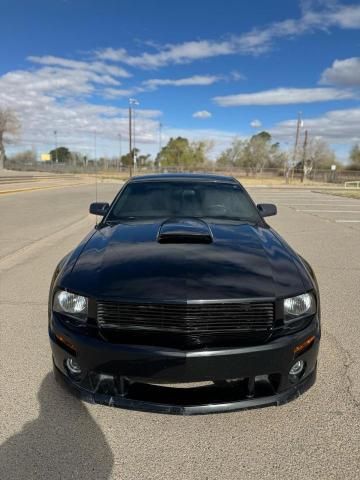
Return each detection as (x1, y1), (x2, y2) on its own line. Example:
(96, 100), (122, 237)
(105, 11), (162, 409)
(283, 203), (360, 206)
(254, 194), (319, 197)
(250, 193), (320, 196)
(335, 220), (360, 223)
(259, 197), (336, 201)
(296, 209), (360, 213)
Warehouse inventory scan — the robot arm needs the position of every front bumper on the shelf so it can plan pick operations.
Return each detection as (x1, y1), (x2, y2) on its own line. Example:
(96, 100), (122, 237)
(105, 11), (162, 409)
(50, 314), (320, 415)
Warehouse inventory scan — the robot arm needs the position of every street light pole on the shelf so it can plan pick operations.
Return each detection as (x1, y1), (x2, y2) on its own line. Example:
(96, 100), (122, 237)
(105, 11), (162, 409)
(129, 98), (139, 176)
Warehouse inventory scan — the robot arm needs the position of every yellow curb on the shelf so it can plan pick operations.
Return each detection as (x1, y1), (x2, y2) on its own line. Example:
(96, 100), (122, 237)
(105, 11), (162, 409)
(0, 182), (93, 196)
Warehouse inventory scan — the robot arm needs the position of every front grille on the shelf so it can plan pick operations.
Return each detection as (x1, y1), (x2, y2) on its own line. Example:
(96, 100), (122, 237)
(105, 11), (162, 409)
(97, 301), (275, 349)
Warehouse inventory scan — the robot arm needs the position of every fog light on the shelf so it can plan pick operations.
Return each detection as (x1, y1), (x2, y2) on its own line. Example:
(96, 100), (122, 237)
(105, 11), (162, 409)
(289, 360), (305, 377)
(66, 358), (82, 376)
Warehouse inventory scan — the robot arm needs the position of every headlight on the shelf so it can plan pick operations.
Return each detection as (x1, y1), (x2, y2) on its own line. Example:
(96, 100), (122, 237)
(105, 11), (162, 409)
(284, 292), (316, 322)
(53, 290), (88, 320)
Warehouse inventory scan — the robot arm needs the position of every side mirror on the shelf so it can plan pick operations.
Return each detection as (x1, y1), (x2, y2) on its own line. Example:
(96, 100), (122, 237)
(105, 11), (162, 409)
(257, 203), (277, 217)
(89, 202), (110, 216)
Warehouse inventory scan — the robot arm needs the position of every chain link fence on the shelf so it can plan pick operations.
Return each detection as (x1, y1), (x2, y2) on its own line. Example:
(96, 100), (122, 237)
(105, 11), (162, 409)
(4, 157), (360, 185)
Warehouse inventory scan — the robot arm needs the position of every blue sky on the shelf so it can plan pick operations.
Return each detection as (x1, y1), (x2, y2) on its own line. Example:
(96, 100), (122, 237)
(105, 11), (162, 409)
(1, 0), (360, 161)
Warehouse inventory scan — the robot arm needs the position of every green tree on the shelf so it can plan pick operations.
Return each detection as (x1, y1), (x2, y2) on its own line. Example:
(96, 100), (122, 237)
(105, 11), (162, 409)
(216, 131), (286, 174)
(49, 146), (71, 163)
(156, 137), (209, 170)
(243, 131), (272, 173)
(190, 140), (212, 168)
(156, 137), (191, 168)
(121, 148), (139, 167)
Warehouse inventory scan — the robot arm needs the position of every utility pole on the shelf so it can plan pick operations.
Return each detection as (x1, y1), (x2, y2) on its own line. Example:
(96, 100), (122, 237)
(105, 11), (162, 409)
(54, 130), (58, 163)
(133, 105), (136, 173)
(94, 130), (98, 203)
(128, 104), (132, 177)
(94, 130), (97, 161)
(290, 112), (302, 182)
(301, 129), (308, 183)
(158, 122), (162, 171)
(118, 133), (122, 171)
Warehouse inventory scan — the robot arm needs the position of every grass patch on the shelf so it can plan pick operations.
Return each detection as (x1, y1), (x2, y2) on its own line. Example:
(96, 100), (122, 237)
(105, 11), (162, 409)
(237, 177), (329, 187)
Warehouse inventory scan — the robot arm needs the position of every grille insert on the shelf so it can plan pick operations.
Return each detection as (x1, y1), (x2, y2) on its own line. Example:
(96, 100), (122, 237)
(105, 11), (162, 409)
(97, 301), (275, 348)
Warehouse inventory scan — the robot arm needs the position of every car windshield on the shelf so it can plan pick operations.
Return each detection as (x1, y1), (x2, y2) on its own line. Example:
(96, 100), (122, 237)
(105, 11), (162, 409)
(107, 181), (261, 222)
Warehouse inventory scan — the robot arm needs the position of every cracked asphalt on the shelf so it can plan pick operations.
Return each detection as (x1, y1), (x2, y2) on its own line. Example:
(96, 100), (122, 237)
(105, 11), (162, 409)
(0, 183), (359, 480)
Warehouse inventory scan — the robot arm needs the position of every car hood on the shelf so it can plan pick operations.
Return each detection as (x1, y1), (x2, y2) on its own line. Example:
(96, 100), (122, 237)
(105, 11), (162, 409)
(60, 219), (310, 302)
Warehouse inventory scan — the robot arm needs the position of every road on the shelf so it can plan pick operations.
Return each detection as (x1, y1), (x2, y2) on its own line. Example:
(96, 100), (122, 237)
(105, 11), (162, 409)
(0, 181), (110, 259)
(0, 183), (360, 480)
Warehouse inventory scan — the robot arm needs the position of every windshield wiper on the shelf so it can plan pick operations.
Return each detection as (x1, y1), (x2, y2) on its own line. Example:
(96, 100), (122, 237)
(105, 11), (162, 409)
(104, 216), (137, 223)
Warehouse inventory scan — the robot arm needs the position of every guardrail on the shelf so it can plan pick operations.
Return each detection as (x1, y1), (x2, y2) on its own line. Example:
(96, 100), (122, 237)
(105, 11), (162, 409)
(345, 181), (360, 189)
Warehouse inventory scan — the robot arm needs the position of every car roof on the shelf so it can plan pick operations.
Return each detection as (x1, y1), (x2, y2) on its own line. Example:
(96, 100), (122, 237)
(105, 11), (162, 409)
(129, 173), (239, 184)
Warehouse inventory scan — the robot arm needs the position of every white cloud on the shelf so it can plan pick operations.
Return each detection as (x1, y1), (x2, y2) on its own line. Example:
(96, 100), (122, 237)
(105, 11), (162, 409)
(193, 110), (212, 119)
(0, 63), (161, 157)
(1, 66), (119, 99)
(28, 55), (131, 78)
(143, 75), (221, 90)
(325, 4), (360, 28)
(103, 88), (138, 98)
(97, 41), (234, 68)
(213, 87), (355, 106)
(230, 71), (246, 81)
(250, 119), (262, 128)
(270, 107), (360, 144)
(96, 3), (360, 68)
(320, 57), (360, 86)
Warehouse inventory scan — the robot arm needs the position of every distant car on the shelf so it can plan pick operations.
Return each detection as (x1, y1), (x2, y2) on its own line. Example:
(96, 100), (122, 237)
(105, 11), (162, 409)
(49, 173), (320, 414)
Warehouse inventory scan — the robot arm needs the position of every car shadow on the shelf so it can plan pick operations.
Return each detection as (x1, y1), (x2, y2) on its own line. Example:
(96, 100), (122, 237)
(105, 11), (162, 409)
(0, 372), (114, 480)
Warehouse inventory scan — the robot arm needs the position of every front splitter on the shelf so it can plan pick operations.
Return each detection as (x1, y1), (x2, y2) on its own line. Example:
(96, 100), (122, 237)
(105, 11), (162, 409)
(53, 364), (316, 415)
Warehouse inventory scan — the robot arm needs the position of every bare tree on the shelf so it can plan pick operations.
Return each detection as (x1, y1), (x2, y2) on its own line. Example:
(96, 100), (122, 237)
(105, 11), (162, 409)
(306, 137), (336, 172)
(0, 108), (21, 169)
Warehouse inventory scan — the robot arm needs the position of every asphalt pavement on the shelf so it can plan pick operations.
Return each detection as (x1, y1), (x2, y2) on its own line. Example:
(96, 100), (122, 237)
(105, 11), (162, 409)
(0, 182), (360, 480)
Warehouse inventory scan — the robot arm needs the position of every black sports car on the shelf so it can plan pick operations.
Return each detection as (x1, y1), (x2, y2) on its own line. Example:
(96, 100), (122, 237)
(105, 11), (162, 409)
(49, 173), (320, 414)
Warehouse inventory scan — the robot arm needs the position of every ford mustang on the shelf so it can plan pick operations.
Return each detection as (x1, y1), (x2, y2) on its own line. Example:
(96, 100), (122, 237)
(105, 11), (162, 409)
(49, 173), (320, 414)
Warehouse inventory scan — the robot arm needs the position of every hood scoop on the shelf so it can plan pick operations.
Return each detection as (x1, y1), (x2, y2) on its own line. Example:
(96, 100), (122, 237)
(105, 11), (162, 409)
(157, 218), (213, 244)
